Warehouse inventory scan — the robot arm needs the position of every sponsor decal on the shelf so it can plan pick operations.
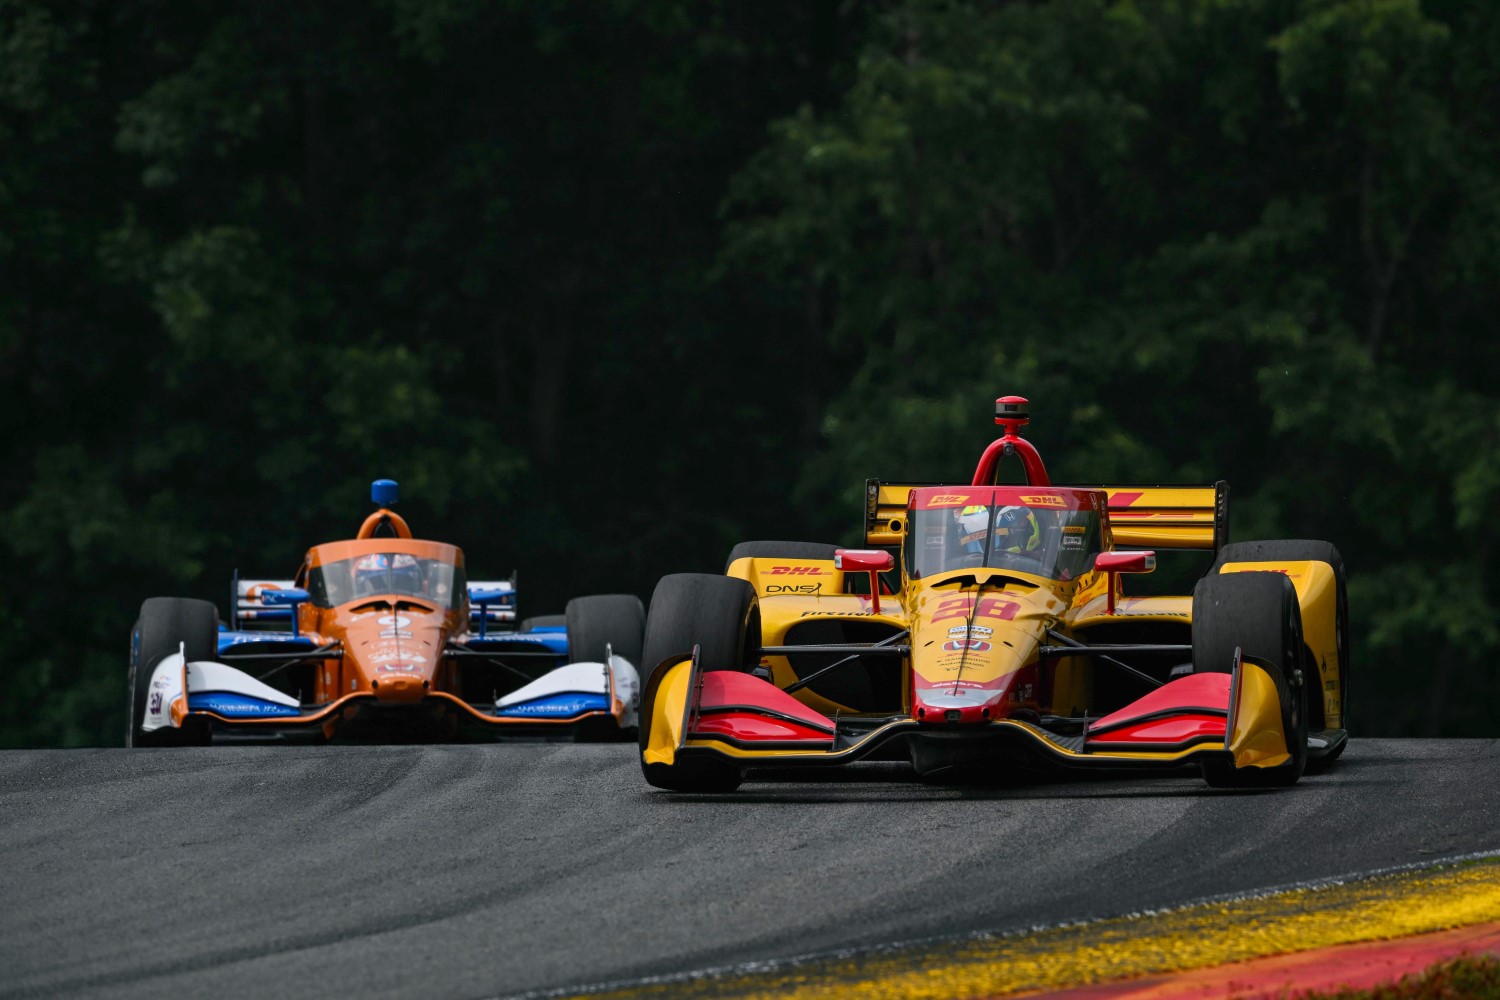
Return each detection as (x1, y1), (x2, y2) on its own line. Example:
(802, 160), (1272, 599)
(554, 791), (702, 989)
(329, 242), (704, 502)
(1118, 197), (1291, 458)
(1063, 525), (1086, 535)
(379, 630), (414, 638)
(800, 611), (876, 618)
(148, 690), (163, 715)
(931, 596), (1022, 624)
(927, 495), (969, 507)
(377, 663), (418, 674)
(1021, 494), (1066, 507)
(767, 566), (828, 576)
(187, 694), (300, 718)
(496, 693), (611, 718)
(372, 650), (426, 664)
(765, 583), (821, 595)
(1061, 535), (1083, 549)
(947, 624), (993, 637)
(917, 678), (995, 691)
(942, 639), (992, 652)
(377, 614), (412, 629)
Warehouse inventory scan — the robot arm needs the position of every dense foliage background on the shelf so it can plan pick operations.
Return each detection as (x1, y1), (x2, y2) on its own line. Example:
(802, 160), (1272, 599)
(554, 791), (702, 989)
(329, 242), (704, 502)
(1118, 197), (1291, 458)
(2, 0), (1495, 746)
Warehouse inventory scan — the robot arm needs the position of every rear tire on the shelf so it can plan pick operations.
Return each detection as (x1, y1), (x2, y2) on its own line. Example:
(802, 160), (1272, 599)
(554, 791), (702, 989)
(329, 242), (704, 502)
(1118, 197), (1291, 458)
(520, 613), (566, 632)
(127, 597), (218, 748)
(1214, 539), (1349, 735)
(1193, 573), (1308, 788)
(637, 574), (756, 793)
(724, 540), (842, 573)
(564, 595), (645, 667)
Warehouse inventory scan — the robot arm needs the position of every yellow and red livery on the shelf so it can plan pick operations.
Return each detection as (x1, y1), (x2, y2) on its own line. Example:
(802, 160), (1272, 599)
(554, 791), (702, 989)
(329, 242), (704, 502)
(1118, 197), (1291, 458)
(637, 396), (1348, 791)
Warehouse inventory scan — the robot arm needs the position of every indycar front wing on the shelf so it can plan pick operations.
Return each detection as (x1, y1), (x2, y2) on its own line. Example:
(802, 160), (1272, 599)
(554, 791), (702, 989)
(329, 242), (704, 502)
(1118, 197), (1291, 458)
(141, 634), (639, 743)
(642, 644), (1305, 778)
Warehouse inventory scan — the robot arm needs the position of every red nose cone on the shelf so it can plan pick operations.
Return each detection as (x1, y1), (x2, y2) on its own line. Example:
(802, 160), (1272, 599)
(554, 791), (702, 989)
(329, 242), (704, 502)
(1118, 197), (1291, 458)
(913, 677), (1010, 724)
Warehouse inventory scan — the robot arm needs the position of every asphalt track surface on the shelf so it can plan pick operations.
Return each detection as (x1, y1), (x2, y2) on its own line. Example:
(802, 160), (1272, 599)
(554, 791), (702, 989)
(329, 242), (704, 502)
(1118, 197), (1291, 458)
(1, 739), (1495, 1000)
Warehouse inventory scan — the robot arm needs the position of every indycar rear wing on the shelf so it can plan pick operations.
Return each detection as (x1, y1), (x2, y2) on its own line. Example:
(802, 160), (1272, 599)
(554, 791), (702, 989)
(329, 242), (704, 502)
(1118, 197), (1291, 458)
(864, 480), (946, 546)
(1099, 483), (1229, 552)
(234, 577), (297, 627)
(467, 579), (517, 626)
(864, 479), (1229, 552)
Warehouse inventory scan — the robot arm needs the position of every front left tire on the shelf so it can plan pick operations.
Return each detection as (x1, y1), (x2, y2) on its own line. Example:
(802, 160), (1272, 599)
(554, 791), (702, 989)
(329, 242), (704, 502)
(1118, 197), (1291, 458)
(1192, 572), (1309, 788)
(127, 597), (218, 747)
(637, 574), (758, 793)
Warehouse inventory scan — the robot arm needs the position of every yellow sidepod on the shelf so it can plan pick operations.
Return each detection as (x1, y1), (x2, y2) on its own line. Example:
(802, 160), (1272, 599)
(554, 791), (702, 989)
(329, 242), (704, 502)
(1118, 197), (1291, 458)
(1228, 659), (1290, 769)
(643, 659), (693, 767)
(1219, 559), (1341, 728)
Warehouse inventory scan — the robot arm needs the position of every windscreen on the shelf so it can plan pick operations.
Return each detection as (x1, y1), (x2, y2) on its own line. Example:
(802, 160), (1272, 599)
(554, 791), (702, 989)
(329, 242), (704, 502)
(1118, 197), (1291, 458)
(904, 501), (1103, 581)
(308, 553), (465, 609)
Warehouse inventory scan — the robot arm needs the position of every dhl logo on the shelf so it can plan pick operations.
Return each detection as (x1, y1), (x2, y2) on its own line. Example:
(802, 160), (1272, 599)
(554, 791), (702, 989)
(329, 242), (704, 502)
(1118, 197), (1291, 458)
(928, 495), (969, 506)
(768, 566), (828, 576)
(1020, 494), (1066, 506)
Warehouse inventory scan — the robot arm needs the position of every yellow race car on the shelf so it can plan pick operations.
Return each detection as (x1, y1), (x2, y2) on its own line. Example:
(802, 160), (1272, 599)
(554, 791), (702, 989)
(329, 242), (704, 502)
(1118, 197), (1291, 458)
(637, 396), (1348, 792)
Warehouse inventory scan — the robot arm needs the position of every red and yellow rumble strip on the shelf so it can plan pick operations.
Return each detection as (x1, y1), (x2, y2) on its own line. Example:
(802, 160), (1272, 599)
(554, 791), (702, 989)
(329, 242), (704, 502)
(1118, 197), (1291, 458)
(1013, 921), (1500, 999)
(581, 856), (1500, 1000)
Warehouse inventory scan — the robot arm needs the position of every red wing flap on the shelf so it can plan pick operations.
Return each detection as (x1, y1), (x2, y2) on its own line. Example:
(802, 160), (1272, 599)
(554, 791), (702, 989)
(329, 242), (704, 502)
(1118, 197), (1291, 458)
(1085, 673), (1230, 750)
(690, 672), (836, 746)
(694, 713), (836, 743)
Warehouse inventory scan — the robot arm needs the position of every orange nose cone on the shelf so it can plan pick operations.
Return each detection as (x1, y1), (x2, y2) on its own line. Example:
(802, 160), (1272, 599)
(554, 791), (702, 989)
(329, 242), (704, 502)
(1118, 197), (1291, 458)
(371, 675), (425, 704)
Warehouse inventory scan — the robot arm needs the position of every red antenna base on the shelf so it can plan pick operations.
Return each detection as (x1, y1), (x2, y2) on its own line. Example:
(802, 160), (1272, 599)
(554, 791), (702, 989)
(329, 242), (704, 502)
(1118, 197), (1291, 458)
(973, 394), (1049, 486)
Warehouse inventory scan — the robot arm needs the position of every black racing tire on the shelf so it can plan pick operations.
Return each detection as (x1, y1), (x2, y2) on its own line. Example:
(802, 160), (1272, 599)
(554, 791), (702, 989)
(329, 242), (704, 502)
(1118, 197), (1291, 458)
(564, 596), (644, 667)
(640, 574), (759, 677)
(636, 574), (757, 793)
(127, 597), (219, 748)
(724, 540), (842, 573)
(1193, 572), (1309, 787)
(520, 613), (567, 633)
(1214, 539), (1349, 735)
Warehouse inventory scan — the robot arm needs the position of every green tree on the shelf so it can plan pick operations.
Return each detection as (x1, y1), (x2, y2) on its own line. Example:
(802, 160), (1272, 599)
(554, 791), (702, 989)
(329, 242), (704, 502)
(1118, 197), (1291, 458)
(721, 0), (1500, 735)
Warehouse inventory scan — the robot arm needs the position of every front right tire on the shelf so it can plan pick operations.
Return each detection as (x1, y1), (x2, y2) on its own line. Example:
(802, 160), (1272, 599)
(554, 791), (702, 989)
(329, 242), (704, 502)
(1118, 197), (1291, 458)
(564, 595), (645, 668)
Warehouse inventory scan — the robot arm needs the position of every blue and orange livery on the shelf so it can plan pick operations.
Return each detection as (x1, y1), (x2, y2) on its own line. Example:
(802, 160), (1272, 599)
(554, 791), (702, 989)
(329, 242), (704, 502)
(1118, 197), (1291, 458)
(127, 480), (644, 745)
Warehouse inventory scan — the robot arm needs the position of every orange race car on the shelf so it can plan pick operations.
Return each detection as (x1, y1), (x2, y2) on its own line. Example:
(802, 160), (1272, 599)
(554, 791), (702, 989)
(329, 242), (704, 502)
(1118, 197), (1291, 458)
(637, 396), (1349, 791)
(128, 480), (643, 744)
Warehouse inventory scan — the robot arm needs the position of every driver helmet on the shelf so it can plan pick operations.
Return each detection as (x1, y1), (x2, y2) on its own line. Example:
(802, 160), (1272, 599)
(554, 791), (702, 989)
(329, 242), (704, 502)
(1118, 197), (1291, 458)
(994, 505), (1040, 553)
(956, 505), (991, 555)
(353, 554), (390, 596)
(353, 554), (425, 595)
